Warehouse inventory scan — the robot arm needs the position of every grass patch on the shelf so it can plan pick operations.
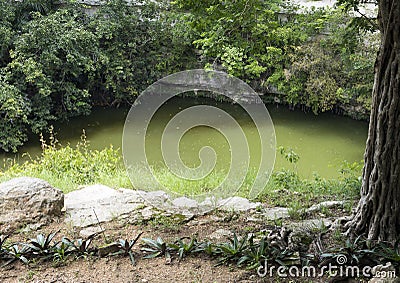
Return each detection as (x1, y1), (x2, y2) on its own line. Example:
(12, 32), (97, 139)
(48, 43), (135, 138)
(0, 130), (131, 193)
(0, 133), (362, 208)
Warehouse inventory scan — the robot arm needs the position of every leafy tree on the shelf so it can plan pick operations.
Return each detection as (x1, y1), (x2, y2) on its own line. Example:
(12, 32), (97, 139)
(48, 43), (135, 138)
(268, 8), (377, 115)
(0, 1), (15, 67)
(0, 78), (31, 152)
(5, 9), (98, 122)
(0, 7), (99, 151)
(172, 0), (299, 80)
(0, 0), (195, 151)
(172, 0), (376, 116)
(89, 0), (195, 106)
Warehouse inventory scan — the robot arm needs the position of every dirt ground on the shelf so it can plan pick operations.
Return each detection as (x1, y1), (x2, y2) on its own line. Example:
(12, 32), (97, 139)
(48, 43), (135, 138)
(0, 210), (367, 283)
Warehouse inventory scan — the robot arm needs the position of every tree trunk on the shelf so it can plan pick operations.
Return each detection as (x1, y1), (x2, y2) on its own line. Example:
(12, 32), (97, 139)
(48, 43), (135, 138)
(345, 0), (400, 243)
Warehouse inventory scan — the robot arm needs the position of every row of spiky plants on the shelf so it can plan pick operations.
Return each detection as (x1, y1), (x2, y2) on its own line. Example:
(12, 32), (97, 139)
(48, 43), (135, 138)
(1, 231), (399, 273)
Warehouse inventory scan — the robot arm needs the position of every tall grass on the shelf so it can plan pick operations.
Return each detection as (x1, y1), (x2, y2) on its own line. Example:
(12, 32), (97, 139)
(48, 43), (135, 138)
(0, 132), (362, 207)
(0, 130), (131, 193)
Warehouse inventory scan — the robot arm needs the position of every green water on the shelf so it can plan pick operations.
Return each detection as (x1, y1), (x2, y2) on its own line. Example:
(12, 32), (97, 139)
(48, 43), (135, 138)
(3, 97), (368, 178)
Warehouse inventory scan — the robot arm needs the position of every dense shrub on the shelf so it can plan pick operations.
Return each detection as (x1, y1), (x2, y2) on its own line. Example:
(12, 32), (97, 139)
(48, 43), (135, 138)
(173, 1), (377, 117)
(0, 0), (196, 151)
(268, 9), (377, 116)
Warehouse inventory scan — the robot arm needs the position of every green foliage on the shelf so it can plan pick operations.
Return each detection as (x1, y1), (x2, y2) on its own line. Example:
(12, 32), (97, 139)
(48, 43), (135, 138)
(0, 1), (15, 66)
(173, 1), (376, 117)
(141, 237), (171, 260)
(278, 146), (300, 166)
(288, 201), (307, 220)
(0, 0), (376, 152)
(0, 0), (195, 151)
(268, 8), (377, 116)
(172, 0), (297, 79)
(147, 214), (183, 232)
(5, 229), (400, 276)
(0, 130), (130, 192)
(321, 235), (376, 265)
(2, 7), (98, 146)
(89, 0), (177, 104)
(0, 234), (9, 260)
(4, 244), (30, 265)
(52, 240), (73, 263)
(259, 162), (361, 209)
(237, 235), (270, 269)
(197, 241), (215, 257)
(169, 236), (203, 261)
(62, 236), (95, 257)
(25, 231), (59, 258)
(0, 2), (97, 151)
(1, 134), (362, 208)
(375, 239), (400, 268)
(112, 232), (143, 265)
(0, 78), (31, 152)
(215, 233), (249, 265)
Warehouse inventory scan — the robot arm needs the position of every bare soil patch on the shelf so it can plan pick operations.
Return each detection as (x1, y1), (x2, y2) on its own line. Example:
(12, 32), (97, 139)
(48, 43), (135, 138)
(1, 210), (363, 283)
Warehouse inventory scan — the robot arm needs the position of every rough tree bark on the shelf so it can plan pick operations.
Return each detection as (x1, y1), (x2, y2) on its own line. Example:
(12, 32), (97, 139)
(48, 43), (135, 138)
(345, 0), (400, 243)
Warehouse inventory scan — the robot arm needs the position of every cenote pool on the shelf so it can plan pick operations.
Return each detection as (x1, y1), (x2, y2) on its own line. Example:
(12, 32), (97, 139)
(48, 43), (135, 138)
(3, 97), (368, 179)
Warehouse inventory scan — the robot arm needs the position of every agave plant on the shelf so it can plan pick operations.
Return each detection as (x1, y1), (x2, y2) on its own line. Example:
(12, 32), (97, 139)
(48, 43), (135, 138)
(25, 231), (59, 258)
(0, 235), (9, 257)
(4, 244), (31, 266)
(375, 239), (400, 267)
(62, 235), (95, 258)
(168, 236), (202, 261)
(320, 235), (376, 266)
(237, 236), (270, 269)
(197, 241), (217, 257)
(215, 233), (249, 266)
(141, 237), (171, 261)
(111, 232), (143, 265)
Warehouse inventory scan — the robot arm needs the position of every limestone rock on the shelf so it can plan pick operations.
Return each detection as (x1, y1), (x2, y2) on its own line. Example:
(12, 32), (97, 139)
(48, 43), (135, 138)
(261, 207), (290, 220)
(0, 177), (64, 232)
(287, 218), (333, 231)
(218, 196), (260, 212)
(172, 197), (199, 209)
(64, 185), (146, 227)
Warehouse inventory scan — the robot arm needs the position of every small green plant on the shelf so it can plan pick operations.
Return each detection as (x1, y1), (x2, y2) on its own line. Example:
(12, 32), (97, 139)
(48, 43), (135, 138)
(288, 201), (306, 220)
(321, 235), (376, 266)
(197, 241), (216, 257)
(273, 169), (302, 190)
(52, 239), (74, 263)
(4, 244), (30, 265)
(148, 215), (182, 232)
(112, 232), (143, 265)
(62, 236), (95, 258)
(215, 233), (249, 266)
(0, 234), (9, 257)
(237, 236), (270, 269)
(169, 236), (202, 261)
(279, 146), (300, 166)
(375, 239), (400, 267)
(25, 231), (59, 258)
(270, 248), (298, 267)
(141, 237), (171, 261)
